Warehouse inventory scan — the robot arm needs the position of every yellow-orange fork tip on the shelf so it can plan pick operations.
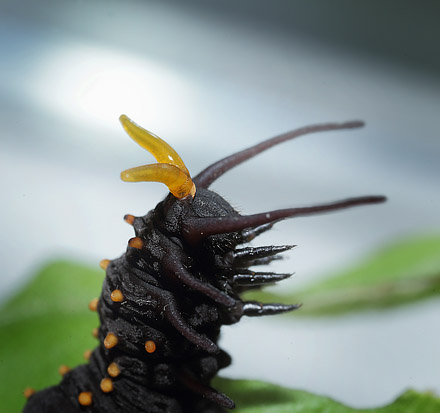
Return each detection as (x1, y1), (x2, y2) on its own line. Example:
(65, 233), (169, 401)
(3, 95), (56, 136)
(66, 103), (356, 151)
(119, 115), (196, 199)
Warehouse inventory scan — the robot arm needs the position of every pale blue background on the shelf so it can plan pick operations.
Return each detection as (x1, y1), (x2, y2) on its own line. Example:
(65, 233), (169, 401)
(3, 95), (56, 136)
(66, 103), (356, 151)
(1, 0), (439, 408)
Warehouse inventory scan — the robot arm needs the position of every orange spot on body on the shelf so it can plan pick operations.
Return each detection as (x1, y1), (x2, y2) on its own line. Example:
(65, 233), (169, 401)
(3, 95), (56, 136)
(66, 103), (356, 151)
(128, 237), (143, 249)
(100, 378), (114, 393)
(78, 392), (93, 406)
(92, 328), (99, 338)
(100, 259), (110, 270)
(88, 298), (99, 312)
(111, 289), (124, 302)
(145, 340), (156, 353)
(58, 365), (70, 376)
(83, 349), (92, 360)
(24, 388), (35, 399)
(107, 362), (121, 378)
(104, 333), (118, 349)
(124, 214), (135, 225)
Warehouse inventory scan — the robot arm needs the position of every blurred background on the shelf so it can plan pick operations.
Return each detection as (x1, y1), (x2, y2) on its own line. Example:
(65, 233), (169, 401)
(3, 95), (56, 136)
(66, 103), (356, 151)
(1, 0), (439, 409)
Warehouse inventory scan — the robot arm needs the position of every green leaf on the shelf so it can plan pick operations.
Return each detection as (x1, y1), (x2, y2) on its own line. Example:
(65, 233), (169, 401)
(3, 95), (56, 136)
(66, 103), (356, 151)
(0, 260), (104, 412)
(214, 378), (440, 412)
(1, 258), (439, 412)
(243, 235), (440, 316)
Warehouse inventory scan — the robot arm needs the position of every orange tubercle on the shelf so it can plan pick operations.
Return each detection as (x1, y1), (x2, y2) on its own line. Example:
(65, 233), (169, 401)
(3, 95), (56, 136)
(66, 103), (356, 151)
(92, 328), (99, 338)
(58, 365), (70, 376)
(100, 378), (114, 393)
(104, 333), (118, 349)
(88, 298), (99, 312)
(107, 362), (121, 378)
(145, 340), (156, 353)
(23, 388), (35, 399)
(124, 214), (135, 225)
(78, 392), (93, 406)
(128, 237), (143, 249)
(111, 289), (124, 302)
(100, 259), (110, 270)
(83, 349), (92, 360)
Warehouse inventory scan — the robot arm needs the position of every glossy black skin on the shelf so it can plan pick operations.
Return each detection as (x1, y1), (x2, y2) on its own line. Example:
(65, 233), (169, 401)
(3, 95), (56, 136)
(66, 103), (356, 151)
(24, 188), (287, 413)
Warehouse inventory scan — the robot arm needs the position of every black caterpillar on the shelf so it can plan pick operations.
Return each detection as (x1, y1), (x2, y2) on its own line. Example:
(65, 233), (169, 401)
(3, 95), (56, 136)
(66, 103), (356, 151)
(23, 116), (385, 412)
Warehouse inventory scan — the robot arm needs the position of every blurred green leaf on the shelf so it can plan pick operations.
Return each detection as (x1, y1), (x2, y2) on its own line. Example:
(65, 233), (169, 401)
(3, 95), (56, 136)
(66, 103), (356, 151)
(215, 378), (440, 412)
(1, 257), (439, 412)
(244, 235), (440, 316)
(0, 260), (104, 412)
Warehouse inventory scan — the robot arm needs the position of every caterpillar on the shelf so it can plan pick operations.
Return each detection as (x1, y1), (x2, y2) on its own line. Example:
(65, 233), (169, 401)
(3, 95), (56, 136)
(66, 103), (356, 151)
(23, 116), (385, 412)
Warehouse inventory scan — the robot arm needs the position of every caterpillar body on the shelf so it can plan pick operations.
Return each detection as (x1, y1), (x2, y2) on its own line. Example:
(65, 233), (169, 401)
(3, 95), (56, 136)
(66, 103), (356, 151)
(23, 116), (385, 412)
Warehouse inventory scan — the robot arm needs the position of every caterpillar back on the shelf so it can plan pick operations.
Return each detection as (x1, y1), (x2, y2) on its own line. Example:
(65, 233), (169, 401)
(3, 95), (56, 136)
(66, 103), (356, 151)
(23, 116), (385, 412)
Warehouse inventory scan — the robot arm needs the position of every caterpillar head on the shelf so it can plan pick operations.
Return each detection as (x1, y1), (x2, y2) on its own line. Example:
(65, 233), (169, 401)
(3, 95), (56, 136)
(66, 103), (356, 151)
(119, 115), (240, 252)
(119, 114), (386, 250)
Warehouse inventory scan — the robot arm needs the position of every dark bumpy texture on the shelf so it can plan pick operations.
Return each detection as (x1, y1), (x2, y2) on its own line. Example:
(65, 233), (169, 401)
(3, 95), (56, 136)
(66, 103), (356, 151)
(23, 189), (299, 413)
(23, 120), (385, 412)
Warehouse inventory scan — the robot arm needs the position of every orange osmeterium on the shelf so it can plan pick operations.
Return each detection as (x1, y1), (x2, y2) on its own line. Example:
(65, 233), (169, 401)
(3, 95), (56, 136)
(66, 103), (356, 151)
(111, 289), (124, 302)
(100, 378), (114, 393)
(58, 365), (70, 376)
(24, 388), (35, 399)
(78, 392), (93, 406)
(145, 340), (156, 353)
(107, 362), (121, 378)
(119, 114), (196, 200)
(128, 237), (143, 250)
(119, 115), (190, 175)
(100, 259), (110, 270)
(104, 333), (118, 349)
(88, 298), (99, 312)
(121, 163), (196, 199)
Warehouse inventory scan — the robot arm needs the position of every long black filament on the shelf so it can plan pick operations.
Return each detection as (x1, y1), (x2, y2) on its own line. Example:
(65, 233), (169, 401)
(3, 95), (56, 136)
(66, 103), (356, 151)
(184, 195), (386, 243)
(193, 120), (365, 188)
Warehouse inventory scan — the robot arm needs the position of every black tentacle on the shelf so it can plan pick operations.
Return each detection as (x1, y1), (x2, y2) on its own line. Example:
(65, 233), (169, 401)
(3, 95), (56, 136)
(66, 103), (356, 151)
(183, 196), (386, 243)
(194, 120), (365, 188)
(159, 290), (219, 354)
(241, 222), (275, 242)
(242, 301), (302, 316)
(232, 270), (293, 286)
(233, 245), (295, 263)
(163, 256), (236, 308)
(236, 255), (283, 268)
(178, 369), (235, 410)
